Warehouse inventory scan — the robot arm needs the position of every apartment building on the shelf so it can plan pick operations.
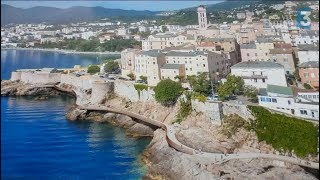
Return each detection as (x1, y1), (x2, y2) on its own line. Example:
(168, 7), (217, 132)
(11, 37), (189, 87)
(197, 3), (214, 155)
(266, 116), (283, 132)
(134, 50), (166, 86)
(269, 48), (296, 74)
(160, 64), (186, 81)
(258, 84), (319, 120)
(231, 61), (287, 89)
(297, 44), (319, 64)
(240, 43), (259, 62)
(164, 50), (228, 81)
(141, 33), (194, 50)
(120, 48), (140, 77)
(298, 61), (319, 90)
(294, 30), (319, 46)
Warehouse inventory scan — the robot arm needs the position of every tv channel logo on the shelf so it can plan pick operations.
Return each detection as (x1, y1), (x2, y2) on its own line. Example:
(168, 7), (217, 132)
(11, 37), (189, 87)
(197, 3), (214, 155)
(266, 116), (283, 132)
(297, 7), (312, 29)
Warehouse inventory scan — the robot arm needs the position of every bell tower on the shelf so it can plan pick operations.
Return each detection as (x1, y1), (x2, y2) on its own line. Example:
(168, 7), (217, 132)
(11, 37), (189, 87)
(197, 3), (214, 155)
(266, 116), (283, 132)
(197, 5), (208, 30)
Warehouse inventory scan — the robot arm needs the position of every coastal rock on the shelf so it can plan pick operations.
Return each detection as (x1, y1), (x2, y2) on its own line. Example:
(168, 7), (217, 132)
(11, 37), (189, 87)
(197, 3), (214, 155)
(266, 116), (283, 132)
(1, 80), (61, 96)
(65, 107), (87, 121)
(127, 123), (154, 137)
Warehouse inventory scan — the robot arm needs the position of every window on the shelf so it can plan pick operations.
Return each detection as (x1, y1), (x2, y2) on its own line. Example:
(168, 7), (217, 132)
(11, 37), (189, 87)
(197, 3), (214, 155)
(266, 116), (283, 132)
(272, 98), (277, 103)
(153, 62), (155, 64)
(262, 78), (265, 83)
(267, 98), (271, 102)
(247, 53), (250, 56)
(260, 97), (266, 102)
(288, 100), (291, 105)
(203, 64), (206, 67)
(300, 110), (308, 115)
(186, 68), (188, 70)
(185, 61), (187, 63)
(255, 53), (258, 56)
(311, 73), (315, 78)
(190, 68), (192, 71)
(254, 78), (257, 82)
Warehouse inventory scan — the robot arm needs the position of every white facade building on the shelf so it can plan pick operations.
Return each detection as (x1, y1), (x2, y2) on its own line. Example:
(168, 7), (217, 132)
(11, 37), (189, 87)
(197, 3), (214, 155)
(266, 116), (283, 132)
(231, 61), (287, 89)
(258, 84), (319, 120)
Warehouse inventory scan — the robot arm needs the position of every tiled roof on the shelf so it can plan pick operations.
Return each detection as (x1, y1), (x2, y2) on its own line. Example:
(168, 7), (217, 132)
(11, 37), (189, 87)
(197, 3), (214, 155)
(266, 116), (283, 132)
(297, 44), (319, 51)
(140, 50), (164, 57)
(267, 84), (293, 96)
(231, 61), (284, 69)
(240, 43), (256, 49)
(161, 64), (182, 69)
(298, 61), (319, 68)
(166, 51), (207, 57)
(269, 48), (292, 54)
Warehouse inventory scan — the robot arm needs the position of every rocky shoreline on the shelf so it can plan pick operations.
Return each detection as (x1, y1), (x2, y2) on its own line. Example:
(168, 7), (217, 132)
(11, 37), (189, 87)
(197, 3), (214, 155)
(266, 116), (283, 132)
(1, 80), (318, 180)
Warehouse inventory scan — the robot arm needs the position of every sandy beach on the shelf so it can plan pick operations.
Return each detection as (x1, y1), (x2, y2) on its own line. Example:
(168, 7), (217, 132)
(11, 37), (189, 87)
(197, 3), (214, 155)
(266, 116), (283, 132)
(1, 47), (121, 55)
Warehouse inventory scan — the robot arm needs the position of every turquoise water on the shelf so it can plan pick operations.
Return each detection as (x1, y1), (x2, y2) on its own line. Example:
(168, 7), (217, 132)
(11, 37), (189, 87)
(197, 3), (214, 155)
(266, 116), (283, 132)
(1, 50), (150, 179)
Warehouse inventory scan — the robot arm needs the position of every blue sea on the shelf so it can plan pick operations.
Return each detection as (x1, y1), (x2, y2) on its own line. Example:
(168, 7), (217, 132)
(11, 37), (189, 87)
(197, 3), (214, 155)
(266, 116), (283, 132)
(1, 50), (151, 179)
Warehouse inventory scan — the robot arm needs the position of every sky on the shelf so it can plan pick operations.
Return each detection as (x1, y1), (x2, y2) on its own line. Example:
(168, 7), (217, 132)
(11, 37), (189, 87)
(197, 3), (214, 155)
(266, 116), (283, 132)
(1, 1), (222, 11)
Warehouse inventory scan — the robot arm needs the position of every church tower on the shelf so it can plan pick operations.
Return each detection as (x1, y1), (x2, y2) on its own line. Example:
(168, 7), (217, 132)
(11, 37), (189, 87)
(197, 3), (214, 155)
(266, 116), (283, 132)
(197, 5), (208, 30)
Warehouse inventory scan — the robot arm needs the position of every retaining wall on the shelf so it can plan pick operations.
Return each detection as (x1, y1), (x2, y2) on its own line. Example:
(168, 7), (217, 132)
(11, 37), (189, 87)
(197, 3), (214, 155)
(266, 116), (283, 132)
(222, 102), (255, 121)
(191, 99), (223, 125)
(114, 80), (155, 102)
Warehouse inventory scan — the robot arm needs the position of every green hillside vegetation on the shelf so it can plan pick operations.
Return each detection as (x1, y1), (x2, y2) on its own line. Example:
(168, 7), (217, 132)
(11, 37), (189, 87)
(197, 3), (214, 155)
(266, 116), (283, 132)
(248, 106), (318, 158)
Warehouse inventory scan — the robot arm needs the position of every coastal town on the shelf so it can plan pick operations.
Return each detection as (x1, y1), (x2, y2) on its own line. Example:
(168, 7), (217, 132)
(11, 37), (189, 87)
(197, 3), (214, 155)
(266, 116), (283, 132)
(1, 1), (319, 179)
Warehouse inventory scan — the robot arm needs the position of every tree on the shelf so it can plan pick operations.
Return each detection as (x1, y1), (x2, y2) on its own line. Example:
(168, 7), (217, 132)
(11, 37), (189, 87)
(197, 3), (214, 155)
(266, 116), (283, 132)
(127, 73), (135, 80)
(293, 69), (301, 82)
(243, 85), (258, 103)
(87, 65), (100, 74)
(154, 79), (183, 106)
(139, 75), (147, 82)
(161, 25), (168, 32)
(303, 83), (313, 90)
(217, 75), (244, 101)
(104, 61), (119, 73)
(186, 72), (212, 96)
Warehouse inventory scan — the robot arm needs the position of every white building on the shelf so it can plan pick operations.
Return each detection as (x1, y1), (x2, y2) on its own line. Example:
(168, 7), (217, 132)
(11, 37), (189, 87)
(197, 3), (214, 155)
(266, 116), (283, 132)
(294, 30), (319, 46)
(134, 50), (166, 86)
(297, 44), (319, 64)
(258, 84), (319, 120)
(164, 50), (228, 81)
(231, 61), (287, 89)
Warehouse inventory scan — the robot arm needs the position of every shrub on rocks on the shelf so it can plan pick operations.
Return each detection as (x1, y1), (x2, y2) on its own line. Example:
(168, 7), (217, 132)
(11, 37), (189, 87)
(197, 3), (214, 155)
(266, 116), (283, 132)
(154, 79), (183, 107)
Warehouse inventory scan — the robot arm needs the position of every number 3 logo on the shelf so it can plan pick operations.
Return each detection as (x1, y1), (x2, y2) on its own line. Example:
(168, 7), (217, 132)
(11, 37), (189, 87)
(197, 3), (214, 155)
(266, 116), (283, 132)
(300, 11), (311, 27)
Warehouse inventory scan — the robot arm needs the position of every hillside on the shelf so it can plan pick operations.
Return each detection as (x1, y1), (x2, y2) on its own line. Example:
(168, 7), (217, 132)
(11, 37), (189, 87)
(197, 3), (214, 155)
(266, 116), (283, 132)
(1, 4), (158, 25)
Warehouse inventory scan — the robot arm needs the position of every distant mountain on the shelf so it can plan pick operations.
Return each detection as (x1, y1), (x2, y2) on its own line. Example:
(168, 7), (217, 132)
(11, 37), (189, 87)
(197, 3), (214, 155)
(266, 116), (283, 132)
(182, 0), (286, 12)
(1, 4), (158, 25)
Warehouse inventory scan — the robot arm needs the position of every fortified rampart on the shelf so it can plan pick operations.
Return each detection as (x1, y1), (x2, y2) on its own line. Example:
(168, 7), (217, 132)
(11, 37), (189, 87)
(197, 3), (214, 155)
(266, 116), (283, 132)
(11, 71), (61, 84)
(114, 80), (155, 102)
(60, 74), (94, 90)
(91, 81), (114, 104)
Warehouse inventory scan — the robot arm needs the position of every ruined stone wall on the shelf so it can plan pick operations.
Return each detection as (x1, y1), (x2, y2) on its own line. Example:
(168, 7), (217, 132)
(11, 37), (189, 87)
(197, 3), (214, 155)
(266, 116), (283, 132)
(191, 99), (223, 125)
(222, 102), (255, 121)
